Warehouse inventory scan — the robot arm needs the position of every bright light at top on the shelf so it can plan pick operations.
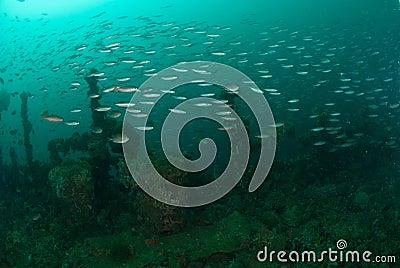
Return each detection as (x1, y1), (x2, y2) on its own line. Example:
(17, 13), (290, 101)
(1, 0), (110, 18)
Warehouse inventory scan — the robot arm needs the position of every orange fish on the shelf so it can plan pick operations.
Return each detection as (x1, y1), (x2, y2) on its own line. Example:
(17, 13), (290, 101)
(43, 115), (64, 122)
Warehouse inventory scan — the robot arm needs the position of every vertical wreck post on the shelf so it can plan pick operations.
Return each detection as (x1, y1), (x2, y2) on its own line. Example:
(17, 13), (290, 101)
(84, 69), (113, 207)
(85, 68), (105, 128)
(20, 91), (33, 168)
(0, 146), (3, 184)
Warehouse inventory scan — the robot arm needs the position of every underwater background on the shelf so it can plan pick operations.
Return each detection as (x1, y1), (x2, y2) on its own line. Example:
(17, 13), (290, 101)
(0, 0), (399, 267)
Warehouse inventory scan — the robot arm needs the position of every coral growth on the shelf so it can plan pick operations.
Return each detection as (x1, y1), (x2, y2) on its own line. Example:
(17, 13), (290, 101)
(48, 159), (94, 229)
